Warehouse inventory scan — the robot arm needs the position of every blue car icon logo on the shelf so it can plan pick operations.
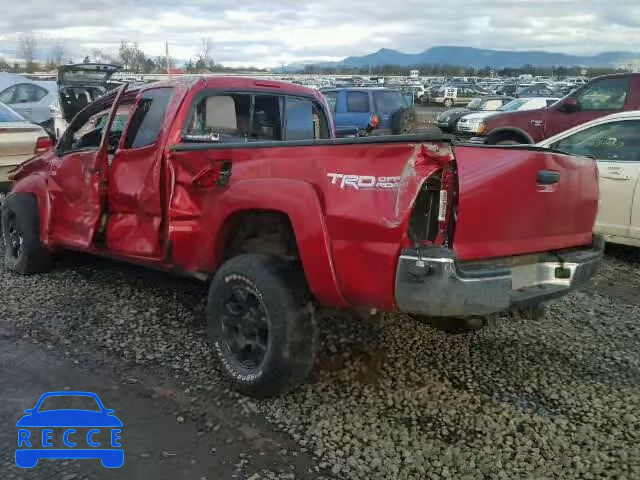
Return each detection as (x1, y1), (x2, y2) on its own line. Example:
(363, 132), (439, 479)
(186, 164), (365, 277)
(16, 391), (123, 468)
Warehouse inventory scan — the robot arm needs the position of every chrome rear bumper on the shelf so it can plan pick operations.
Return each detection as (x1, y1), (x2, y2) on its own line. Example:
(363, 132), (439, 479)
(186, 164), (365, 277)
(395, 236), (604, 317)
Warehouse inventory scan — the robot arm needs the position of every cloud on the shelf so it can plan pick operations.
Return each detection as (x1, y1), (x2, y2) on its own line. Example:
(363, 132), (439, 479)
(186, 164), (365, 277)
(0, 0), (638, 68)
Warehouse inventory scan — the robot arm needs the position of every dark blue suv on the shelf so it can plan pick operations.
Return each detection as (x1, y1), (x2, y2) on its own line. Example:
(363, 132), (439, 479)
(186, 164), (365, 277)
(321, 87), (417, 136)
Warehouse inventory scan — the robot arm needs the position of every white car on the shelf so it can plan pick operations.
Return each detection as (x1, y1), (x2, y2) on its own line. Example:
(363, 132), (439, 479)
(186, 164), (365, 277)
(539, 111), (640, 247)
(458, 97), (559, 136)
(0, 73), (58, 128)
(0, 102), (52, 192)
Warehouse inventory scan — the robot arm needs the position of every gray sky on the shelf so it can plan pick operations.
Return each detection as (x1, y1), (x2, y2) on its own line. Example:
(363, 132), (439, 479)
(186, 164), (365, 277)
(0, 0), (638, 68)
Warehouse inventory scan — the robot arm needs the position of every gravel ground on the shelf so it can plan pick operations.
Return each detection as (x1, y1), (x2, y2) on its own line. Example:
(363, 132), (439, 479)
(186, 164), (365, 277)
(1, 241), (639, 479)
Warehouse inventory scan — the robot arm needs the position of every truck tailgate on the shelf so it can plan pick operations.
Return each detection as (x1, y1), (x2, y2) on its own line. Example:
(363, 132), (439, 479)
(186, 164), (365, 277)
(452, 145), (599, 260)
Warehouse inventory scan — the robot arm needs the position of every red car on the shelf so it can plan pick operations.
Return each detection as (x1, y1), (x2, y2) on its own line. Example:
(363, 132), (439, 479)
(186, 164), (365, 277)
(2, 77), (603, 397)
(475, 73), (640, 145)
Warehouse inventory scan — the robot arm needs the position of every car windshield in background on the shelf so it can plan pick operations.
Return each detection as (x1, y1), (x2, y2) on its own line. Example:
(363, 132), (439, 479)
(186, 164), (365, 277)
(0, 103), (26, 122)
(467, 98), (483, 109)
(373, 90), (406, 112)
(38, 395), (101, 412)
(499, 98), (529, 111)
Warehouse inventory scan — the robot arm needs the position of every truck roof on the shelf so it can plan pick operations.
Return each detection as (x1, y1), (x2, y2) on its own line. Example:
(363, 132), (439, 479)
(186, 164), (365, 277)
(134, 76), (325, 100)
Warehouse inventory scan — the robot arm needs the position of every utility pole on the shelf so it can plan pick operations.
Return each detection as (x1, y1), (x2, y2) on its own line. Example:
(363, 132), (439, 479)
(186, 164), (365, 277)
(166, 41), (171, 77)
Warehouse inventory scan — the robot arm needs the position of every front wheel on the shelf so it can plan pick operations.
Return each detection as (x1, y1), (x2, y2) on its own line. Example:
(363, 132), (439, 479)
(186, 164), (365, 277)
(443, 98), (454, 108)
(207, 254), (317, 398)
(1, 194), (51, 274)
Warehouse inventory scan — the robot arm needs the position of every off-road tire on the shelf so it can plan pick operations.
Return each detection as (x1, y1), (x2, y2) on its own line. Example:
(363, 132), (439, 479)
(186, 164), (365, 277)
(207, 254), (317, 398)
(1, 193), (51, 274)
(392, 108), (418, 134)
(411, 314), (486, 334)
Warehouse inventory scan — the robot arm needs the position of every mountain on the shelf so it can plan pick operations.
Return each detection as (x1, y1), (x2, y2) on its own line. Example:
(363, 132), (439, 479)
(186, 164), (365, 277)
(292, 46), (640, 70)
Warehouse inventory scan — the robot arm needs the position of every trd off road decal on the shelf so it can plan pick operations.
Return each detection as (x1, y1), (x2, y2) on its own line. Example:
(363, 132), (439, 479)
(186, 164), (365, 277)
(327, 173), (401, 190)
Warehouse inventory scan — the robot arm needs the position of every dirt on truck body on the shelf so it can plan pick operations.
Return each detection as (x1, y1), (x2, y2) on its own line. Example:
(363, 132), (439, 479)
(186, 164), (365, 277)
(2, 76), (603, 397)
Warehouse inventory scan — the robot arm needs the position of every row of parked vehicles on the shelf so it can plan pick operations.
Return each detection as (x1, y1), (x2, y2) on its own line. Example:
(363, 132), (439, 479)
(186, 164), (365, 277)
(434, 73), (640, 250)
(0, 68), (636, 398)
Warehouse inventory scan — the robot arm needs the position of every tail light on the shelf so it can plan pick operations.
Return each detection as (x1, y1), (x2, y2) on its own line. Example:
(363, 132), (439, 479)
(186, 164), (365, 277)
(34, 136), (54, 154)
(369, 114), (380, 130)
(408, 143), (458, 247)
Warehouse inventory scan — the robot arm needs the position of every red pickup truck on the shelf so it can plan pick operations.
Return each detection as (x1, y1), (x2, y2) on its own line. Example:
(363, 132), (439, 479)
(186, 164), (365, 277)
(2, 77), (603, 397)
(476, 73), (640, 145)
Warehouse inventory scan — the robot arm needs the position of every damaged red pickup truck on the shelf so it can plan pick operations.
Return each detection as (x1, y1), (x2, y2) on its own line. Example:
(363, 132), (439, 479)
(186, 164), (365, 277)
(2, 77), (603, 397)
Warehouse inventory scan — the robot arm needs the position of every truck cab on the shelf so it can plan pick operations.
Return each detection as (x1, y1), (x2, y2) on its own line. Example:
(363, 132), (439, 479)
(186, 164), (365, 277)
(479, 73), (640, 145)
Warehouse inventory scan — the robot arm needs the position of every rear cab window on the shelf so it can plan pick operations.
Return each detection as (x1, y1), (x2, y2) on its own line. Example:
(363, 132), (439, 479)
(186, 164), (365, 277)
(184, 92), (330, 143)
(322, 91), (338, 112)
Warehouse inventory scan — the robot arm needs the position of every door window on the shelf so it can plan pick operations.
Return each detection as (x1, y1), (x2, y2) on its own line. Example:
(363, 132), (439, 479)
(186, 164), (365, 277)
(0, 83), (48, 104)
(123, 88), (173, 149)
(551, 120), (640, 161)
(58, 101), (132, 155)
(575, 78), (629, 111)
(346, 91), (370, 113)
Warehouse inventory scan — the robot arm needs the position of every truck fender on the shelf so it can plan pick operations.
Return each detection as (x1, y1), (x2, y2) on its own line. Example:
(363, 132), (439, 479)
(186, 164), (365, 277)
(198, 178), (348, 308)
(8, 175), (52, 247)
(486, 127), (535, 144)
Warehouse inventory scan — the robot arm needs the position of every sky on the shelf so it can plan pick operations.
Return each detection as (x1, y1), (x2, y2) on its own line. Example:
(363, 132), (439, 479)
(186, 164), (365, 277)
(0, 0), (639, 68)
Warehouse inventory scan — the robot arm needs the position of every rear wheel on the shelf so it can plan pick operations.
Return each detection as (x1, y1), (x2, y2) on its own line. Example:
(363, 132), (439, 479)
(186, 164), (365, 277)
(1, 194), (51, 274)
(207, 254), (317, 398)
(411, 315), (486, 334)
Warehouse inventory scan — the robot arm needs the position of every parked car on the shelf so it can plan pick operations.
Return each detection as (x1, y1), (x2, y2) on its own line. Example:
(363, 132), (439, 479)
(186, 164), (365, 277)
(321, 87), (417, 135)
(495, 83), (518, 96)
(476, 73), (639, 145)
(0, 102), (53, 193)
(459, 97), (559, 137)
(515, 83), (557, 98)
(436, 96), (514, 132)
(433, 85), (489, 108)
(50, 63), (121, 139)
(0, 73), (57, 129)
(2, 77), (602, 398)
(539, 111), (640, 247)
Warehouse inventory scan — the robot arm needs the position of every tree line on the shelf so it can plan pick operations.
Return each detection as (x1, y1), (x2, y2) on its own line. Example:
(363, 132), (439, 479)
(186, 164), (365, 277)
(0, 34), (266, 74)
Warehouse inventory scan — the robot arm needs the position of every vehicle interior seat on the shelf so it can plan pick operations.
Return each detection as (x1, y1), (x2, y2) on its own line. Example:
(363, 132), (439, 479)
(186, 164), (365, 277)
(205, 96), (239, 136)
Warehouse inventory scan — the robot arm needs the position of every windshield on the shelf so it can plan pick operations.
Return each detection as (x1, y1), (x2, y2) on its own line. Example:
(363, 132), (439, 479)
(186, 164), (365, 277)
(0, 103), (26, 122)
(38, 395), (101, 412)
(373, 90), (407, 111)
(467, 98), (483, 109)
(499, 98), (529, 111)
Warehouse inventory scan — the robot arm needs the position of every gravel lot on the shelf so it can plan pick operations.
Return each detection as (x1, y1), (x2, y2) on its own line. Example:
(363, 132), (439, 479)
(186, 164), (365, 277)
(1, 240), (639, 479)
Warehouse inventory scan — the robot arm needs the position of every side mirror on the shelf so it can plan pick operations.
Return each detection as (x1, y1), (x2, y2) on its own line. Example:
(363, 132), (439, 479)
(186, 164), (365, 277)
(335, 126), (359, 138)
(558, 97), (579, 112)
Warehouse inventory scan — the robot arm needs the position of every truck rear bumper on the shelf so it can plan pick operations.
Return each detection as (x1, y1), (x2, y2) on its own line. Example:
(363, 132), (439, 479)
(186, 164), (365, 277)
(395, 236), (604, 317)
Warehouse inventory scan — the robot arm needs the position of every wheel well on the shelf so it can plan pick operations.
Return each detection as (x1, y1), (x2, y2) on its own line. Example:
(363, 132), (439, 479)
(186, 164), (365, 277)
(487, 130), (531, 145)
(219, 211), (299, 263)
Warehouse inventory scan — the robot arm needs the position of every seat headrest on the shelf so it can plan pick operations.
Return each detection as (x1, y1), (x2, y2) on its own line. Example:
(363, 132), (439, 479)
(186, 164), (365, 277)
(205, 96), (237, 130)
